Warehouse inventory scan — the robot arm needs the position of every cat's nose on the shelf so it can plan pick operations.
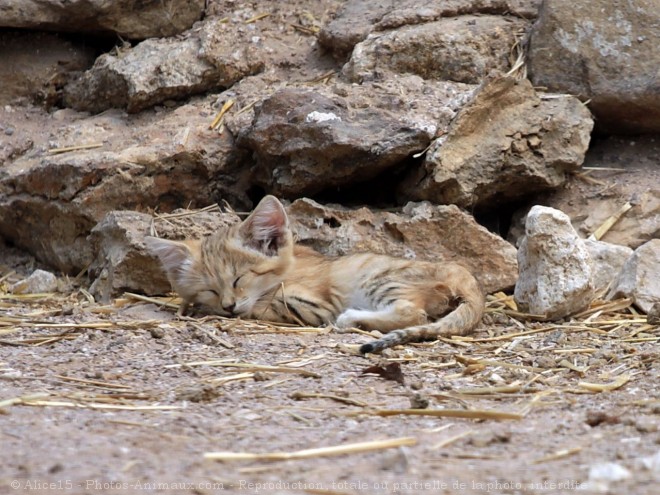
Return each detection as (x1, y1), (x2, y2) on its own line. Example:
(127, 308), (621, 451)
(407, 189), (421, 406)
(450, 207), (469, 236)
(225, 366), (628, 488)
(223, 303), (236, 315)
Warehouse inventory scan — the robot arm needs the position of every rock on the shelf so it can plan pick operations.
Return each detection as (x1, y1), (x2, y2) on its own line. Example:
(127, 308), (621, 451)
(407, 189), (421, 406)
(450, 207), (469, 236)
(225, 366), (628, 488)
(10, 269), (58, 294)
(90, 198), (517, 298)
(63, 19), (264, 113)
(584, 239), (633, 295)
(343, 16), (528, 84)
(239, 86), (438, 197)
(525, 136), (660, 249)
(318, 0), (393, 58)
(0, 0), (205, 39)
(0, 99), (240, 274)
(0, 31), (96, 107)
(607, 240), (660, 313)
(319, 0), (542, 59)
(88, 209), (240, 302)
(648, 303), (660, 325)
(584, 462), (631, 492)
(288, 198), (518, 294)
(514, 206), (595, 319)
(399, 74), (594, 209)
(528, 0), (660, 133)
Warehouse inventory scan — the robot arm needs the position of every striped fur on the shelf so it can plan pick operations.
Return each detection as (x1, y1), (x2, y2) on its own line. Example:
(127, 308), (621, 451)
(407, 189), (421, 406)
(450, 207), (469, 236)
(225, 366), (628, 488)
(147, 196), (485, 353)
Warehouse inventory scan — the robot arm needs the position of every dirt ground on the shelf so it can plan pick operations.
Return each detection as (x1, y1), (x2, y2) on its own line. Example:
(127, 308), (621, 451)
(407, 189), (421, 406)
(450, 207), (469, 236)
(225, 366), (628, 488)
(1, 1), (659, 494)
(1, 253), (658, 495)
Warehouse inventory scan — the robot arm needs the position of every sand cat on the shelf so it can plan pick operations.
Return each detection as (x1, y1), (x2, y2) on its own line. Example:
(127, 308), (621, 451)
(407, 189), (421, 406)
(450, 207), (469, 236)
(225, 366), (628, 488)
(146, 196), (484, 353)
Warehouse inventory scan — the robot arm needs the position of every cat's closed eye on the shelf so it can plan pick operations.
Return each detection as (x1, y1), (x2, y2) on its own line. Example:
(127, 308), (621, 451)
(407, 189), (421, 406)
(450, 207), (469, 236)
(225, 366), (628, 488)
(232, 276), (242, 288)
(201, 289), (220, 298)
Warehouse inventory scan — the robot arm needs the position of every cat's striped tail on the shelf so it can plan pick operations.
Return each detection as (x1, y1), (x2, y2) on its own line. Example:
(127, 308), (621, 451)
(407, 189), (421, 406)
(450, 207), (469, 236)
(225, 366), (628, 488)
(359, 289), (484, 354)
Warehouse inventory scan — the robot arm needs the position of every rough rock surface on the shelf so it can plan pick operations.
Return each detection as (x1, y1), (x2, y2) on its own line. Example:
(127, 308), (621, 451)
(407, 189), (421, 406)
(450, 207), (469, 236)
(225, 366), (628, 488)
(88, 209), (240, 302)
(524, 136), (660, 249)
(584, 239), (633, 295)
(0, 31), (96, 108)
(344, 16), (527, 84)
(514, 206), (595, 319)
(400, 74), (594, 209)
(319, 0), (542, 58)
(64, 19), (265, 113)
(88, 199), (518, 297)
(238, 84), (462, 197)
(608, 239), (660, 313)
(0, 0), (205, 39)
(288, 198), (518, 294)
(0, 74), (473, 274)
(528, 0), (660, 133)
(0, 101), (240, 274)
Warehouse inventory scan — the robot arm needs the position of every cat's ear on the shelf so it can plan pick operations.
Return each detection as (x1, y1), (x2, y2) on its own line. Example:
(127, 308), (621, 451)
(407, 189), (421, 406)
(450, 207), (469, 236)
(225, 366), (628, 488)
(144, 236), (196, 281)
(239, 195), (291, 256)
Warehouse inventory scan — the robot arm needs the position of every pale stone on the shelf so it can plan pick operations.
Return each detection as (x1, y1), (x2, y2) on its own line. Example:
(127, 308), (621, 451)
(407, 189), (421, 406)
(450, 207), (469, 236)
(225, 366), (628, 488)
(607, 239), (660, 313)
(584, 239), (633, 294)
(514, 206), (595, 319)
(11, 269), (58, 294)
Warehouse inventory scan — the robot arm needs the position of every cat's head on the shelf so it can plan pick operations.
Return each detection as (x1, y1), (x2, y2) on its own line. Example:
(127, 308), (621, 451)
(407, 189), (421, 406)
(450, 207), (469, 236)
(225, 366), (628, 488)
(145, 195), (294, 317)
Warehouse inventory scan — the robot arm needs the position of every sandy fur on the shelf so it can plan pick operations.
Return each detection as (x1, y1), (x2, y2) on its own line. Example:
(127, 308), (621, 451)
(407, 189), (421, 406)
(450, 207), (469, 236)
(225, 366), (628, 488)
(147, 196), (485, 353)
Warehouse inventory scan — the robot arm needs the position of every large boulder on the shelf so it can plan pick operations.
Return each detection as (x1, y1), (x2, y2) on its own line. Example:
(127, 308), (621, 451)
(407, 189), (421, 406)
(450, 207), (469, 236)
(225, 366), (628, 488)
(288, 198), (518, 294)
(63, 18), (264, 113)
(0, 0), (204, 39)
(343, 16), (528, 84)
(528, 0), (660, 133)
(515, 206), (595, 319)
(399, 74), (593, 209)
(608, 240), (660, 313)
(319, 0), (541, 59)
(238, 79), (474, 198)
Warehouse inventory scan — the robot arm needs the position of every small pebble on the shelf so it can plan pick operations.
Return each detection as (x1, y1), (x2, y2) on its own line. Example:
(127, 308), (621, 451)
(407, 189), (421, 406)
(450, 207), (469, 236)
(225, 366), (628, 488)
(149, 327), (166, 339)
(408, 392), (430, 409)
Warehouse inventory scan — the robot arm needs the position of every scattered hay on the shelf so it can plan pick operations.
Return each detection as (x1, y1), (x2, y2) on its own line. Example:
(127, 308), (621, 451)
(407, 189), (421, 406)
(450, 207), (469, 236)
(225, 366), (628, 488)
(1, 261), (657, 456)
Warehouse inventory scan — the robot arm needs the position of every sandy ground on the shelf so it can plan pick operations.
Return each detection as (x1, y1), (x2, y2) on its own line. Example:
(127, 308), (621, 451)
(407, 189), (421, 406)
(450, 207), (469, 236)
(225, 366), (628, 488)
(1, 272), (659, 495)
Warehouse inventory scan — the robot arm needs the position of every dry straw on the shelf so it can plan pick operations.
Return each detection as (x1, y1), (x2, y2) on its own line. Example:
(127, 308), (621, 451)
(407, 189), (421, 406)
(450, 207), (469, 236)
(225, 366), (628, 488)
(204, 437), (417, 462)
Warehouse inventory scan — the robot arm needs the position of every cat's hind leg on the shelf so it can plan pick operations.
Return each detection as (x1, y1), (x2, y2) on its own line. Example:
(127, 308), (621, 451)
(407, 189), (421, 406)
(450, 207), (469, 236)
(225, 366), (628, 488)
(335, 300), (427, 332)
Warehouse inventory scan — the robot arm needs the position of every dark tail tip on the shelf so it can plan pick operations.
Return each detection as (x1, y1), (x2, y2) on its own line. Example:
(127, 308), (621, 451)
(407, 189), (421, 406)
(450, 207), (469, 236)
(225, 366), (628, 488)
(360, 342), (376, 354)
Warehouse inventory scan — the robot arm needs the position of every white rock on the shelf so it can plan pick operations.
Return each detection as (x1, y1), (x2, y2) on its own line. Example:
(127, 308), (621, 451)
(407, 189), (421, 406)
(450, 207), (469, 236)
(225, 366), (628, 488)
(10, 269), (58, 294)
(607, 239), (660, 312)
(584, 239), (633, 294)
(514, 206), (595, 319)
(584, 462), (631, 492)
(305, 111), (341, 123)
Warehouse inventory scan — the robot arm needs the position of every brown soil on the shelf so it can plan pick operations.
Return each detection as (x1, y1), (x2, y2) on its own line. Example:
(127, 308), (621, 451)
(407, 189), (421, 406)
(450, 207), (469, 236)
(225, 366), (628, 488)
(1, 1), (659, 494)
